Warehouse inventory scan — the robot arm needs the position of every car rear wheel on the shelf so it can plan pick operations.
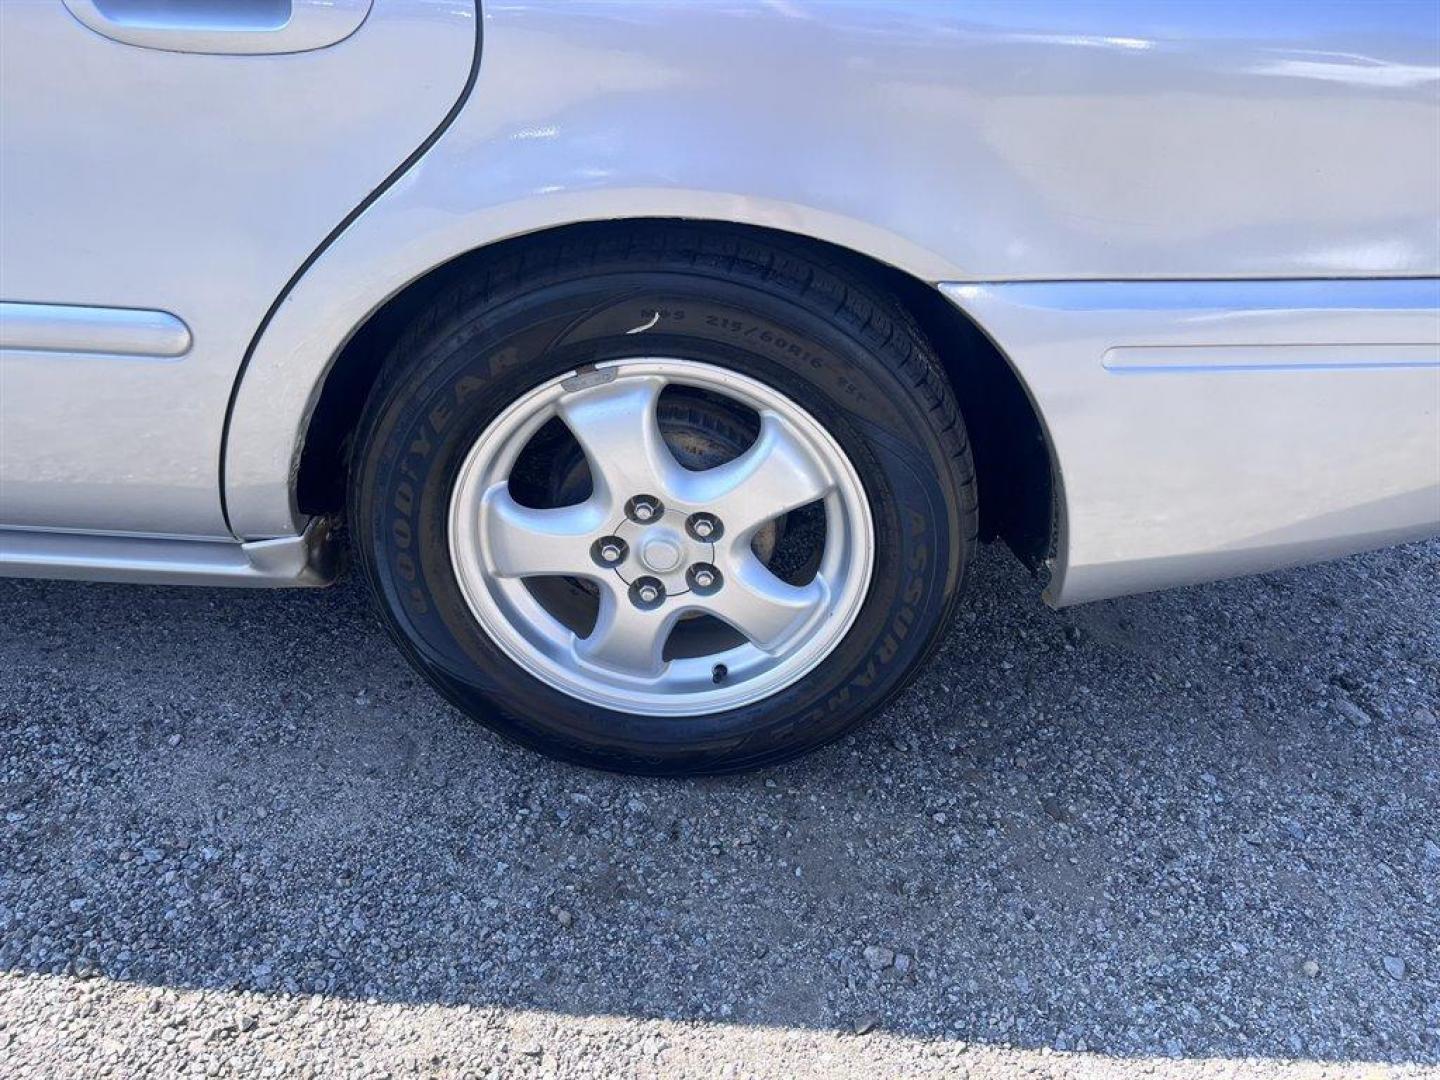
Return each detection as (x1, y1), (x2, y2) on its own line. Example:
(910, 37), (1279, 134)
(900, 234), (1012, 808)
(348, 226), (977, 774)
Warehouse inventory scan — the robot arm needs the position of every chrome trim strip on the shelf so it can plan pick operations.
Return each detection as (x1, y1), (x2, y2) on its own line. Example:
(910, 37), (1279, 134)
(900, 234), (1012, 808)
(0, 517), (336, 588)
(0, 302), (192, 358)
(1103, 343), (1440, 373)
(951, 278), (1440, 312)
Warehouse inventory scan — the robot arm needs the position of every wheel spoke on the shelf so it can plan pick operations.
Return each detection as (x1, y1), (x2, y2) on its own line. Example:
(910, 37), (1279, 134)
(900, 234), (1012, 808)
(676, 411), (834, 537)
(705, 555), (830, 651)
(482, 485), (606, 578)
(575, 583), (675, 678)
(557, 375), (684, 508)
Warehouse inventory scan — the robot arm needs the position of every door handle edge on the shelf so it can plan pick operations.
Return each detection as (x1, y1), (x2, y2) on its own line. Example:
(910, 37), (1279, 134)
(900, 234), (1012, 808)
(62, 0), (375, 56)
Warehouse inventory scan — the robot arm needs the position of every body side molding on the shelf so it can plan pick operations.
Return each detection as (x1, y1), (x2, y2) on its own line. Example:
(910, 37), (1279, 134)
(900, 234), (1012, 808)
(0, 301), (191, 358)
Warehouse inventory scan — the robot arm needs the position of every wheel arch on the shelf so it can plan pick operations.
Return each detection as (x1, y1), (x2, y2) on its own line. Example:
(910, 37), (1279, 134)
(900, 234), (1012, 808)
(227, 217), (1057, 572)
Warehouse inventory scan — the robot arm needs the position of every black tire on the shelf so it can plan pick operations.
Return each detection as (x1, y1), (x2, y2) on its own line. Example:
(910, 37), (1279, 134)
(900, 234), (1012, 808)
(348, 224), (978, 775)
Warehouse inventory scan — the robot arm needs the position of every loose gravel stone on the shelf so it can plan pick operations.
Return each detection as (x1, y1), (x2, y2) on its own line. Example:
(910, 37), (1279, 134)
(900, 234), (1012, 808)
(862, 946), (895, 971)
(1, 540), (1437, 1078)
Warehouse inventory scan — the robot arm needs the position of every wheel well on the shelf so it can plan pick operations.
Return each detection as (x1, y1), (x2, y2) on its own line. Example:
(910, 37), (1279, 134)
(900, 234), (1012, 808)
(296, 219), (1055, 568)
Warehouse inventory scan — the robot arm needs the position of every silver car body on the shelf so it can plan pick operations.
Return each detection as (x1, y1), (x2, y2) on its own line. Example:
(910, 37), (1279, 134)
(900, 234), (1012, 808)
(1, 0), (1437, 605)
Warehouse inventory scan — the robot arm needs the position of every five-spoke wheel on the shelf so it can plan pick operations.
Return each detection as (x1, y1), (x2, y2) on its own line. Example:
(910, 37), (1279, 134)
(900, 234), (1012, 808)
(448, 359), (874, 715)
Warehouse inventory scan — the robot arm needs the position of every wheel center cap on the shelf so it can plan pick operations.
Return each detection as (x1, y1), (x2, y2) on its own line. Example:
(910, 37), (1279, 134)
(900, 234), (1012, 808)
(639, 536), (682, 573)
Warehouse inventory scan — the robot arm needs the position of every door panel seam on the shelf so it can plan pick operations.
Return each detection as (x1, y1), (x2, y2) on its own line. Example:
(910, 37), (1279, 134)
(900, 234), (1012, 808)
(216, 1), (485, 538)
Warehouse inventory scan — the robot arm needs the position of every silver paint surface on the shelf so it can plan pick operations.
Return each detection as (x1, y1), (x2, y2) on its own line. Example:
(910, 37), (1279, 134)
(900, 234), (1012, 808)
(225, 0), (1439, 544)
(0, 0), (475, 536)
(945, 279), (1440, 605)
(1, 0), (1436, 600)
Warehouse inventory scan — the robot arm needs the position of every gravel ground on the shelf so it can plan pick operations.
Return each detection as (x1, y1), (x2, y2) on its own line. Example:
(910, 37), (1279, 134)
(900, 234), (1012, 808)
(1, 539), (1437, 1079)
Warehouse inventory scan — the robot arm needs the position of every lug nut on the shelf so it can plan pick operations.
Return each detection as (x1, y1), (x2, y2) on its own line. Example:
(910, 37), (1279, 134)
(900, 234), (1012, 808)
(626, 495), (664, 523)
(591, 536), (628, 567)
(686, 562), (722, 595)
(686, 512), (723, 542)
(630, 576), (665, 610)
